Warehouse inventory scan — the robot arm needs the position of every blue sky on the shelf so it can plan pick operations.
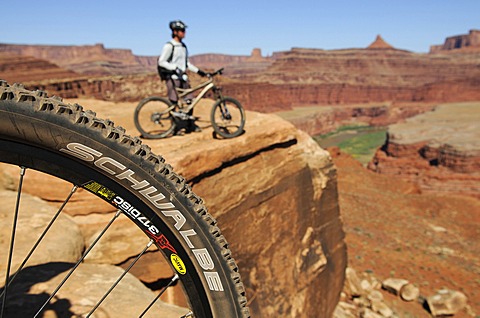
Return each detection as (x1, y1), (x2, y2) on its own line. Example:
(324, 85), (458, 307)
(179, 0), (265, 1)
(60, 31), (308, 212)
(2, 0), (479, 57)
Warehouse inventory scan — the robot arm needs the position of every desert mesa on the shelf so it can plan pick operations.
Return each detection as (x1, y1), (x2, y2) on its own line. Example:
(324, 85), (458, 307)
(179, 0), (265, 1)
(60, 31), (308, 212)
(0, 29), (479, 318)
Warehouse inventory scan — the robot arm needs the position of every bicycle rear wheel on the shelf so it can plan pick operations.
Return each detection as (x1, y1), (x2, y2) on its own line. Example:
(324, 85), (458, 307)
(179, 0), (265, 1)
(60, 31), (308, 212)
(0, 82), (249, 317)
(134, 96), (176, 139)
(211, 97), (245, 139)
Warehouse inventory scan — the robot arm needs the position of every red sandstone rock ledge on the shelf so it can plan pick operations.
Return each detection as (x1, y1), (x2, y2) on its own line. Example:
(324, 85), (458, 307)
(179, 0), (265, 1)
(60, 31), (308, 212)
(369, 102), (480, 198)
(0, 99), (347, 317)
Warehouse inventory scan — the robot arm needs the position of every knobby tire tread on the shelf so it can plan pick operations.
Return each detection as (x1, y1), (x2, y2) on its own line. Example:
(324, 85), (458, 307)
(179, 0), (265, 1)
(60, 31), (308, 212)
(0, 81), (250, 318)
(134, 96), (176, 139)
(211, 97), (245, 139)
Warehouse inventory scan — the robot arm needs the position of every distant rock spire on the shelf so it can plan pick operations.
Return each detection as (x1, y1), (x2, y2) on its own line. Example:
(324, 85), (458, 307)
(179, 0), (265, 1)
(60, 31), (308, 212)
(367, 35), (394, 49)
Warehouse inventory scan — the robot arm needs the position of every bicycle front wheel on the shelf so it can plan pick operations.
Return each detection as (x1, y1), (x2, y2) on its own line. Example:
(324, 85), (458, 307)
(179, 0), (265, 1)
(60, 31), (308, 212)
(0, 82), (249, 318)
(210, 97), (245, 139)
(134, 96), (176, 139)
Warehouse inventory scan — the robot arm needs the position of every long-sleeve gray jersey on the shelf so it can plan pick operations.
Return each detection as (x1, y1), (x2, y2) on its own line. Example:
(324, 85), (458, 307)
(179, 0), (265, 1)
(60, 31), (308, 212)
(158, 39), (199, 73)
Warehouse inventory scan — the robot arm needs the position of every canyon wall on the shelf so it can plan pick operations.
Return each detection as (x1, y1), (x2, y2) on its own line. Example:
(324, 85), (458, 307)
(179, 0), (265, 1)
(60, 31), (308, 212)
(221, 77), (480, 112)
(2, 39), (479, 113)
(0, 43), (154, 75)
(0, 52), (80, 83)
(0, 100), (347, 317)
(275, 102), (436, 136)
(430, 29), (480, 52)
(223, 45), (480, 111)
(0, 43), (268, 77)
(368, 102), (480, 198)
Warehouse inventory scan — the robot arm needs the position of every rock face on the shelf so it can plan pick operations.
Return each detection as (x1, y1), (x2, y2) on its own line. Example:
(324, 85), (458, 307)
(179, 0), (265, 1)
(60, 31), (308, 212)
(190, 48), (273, 75)
(275, 102), (436, 136)
(1, 30), (480, 112)
(2, 260), (188, 317)
(367, 35), (394, 49)
(0, 52), (81, 83)
(336, 268), (468, 317)
(331, 149), (480, 316)
(0, 191), (84, 279)
(0, 43), (271, 78)
(368, 102), (480, 198)
(430, 29), (480, 52)
(0, 100), (347, 317)
(0, 43), (155, 75)
(226, 47), (480, 111)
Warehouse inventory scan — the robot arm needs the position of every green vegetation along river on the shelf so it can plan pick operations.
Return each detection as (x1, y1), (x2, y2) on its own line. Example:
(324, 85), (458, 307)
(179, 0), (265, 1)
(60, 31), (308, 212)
(314, 125), (387, 165)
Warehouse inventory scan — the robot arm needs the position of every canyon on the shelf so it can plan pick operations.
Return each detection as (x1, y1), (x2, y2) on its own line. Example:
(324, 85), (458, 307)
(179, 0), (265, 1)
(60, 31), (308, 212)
(0, 29), (479, 317)
(369, 102), (480, 198)
(0, 99), (345, 317)
(1, 31), (480, 111)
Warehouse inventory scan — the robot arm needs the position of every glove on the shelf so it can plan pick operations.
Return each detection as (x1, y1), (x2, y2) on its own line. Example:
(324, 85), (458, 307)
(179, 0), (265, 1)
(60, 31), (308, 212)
(175, 68), (183, 76)
(197, 69), (207, 77)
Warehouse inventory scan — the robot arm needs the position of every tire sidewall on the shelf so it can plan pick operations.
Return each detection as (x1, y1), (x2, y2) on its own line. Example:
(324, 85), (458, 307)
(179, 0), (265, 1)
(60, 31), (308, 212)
(0, 98), (243, 317)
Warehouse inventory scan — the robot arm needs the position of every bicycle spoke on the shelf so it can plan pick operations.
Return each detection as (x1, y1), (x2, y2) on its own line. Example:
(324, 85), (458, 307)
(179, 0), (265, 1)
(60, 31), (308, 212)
(1, 80), (250, 317)
(86, 239), (154, 317)
(139, 273), (179, 318)
(0, 185), (78, 298)
(1, 167), (25, 318)
(33, 210), (122, 318)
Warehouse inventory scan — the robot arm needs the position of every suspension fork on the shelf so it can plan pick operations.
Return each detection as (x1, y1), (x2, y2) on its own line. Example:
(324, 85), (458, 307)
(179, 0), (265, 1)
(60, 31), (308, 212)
(213, 87), (232, 120)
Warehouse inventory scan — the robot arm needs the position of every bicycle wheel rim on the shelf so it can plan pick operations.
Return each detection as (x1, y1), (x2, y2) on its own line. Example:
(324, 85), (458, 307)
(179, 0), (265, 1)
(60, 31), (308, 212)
(134, 96), (175, 139)
(211, 97), (245, 139)
(0, 82), (249, 318)
(0, 140), (211, 317)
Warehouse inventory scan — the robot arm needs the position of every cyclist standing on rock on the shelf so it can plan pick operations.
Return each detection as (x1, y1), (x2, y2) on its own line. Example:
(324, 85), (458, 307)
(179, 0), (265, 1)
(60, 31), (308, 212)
(158, 20), (207, 133)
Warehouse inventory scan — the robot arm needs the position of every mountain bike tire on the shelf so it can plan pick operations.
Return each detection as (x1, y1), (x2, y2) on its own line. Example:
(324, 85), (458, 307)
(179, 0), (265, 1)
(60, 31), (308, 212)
(211, 97), (245, 139)
(134, 96), (176, 139)
(0, 81), (250, 318)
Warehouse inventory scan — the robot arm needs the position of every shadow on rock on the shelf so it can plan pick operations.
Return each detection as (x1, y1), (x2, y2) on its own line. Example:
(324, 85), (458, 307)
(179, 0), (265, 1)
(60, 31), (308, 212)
(0, 262), (75, 317)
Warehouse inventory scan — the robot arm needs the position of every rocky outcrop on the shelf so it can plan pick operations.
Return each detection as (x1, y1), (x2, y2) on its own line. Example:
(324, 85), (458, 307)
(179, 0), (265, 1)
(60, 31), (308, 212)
(0, 43), (154, 75)
(275, 102), (436, 136)
(226, 46), (480, 111)
(0, 52), (81, 83)
(367, 35), (395, 50)
(190, 48), (273, 75)
(0, 100), (347, 318)
(334, 268), (469, 318)
(0, 190), (188, 317)
(430, 29), (480, 52)
(0, 43), (272, 78)
(0, 191), (84, 277)
(368, 102), (480, 198)
(2, 30), (480, 112)
(331, 149), (480, 316)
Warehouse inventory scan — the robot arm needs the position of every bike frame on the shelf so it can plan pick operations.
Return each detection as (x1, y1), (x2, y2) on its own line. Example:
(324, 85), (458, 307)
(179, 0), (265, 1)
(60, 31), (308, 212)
(174, 78), (219, 113)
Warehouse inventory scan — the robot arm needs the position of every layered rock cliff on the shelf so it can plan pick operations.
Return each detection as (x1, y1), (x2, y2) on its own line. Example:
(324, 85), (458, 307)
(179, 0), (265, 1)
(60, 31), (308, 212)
(274, 102), (436, 136)
(0, 52), (81, 83)
(430, 29), (480, 52)
(0, 99), (347, 317)
(2, 31), (480, 113)
(0, 43), (268, 77)
(368, 102), (480, 198)
(225, 46), (480, 111)
(0, 43), (154, 75)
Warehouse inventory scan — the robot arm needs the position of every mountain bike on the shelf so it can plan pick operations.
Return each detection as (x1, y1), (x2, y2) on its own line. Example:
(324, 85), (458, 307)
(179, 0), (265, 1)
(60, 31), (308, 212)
(0, 81), (250, 317)
(134, 68), (246, 139)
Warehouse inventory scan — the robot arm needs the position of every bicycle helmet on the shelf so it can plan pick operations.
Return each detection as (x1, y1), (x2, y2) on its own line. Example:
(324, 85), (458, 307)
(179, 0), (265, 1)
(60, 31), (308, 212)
(169, 20), (187, 31)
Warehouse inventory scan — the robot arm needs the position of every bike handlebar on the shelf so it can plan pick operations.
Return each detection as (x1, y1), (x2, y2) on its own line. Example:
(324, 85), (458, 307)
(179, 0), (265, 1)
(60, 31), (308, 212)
(208, 68), (224, 78)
